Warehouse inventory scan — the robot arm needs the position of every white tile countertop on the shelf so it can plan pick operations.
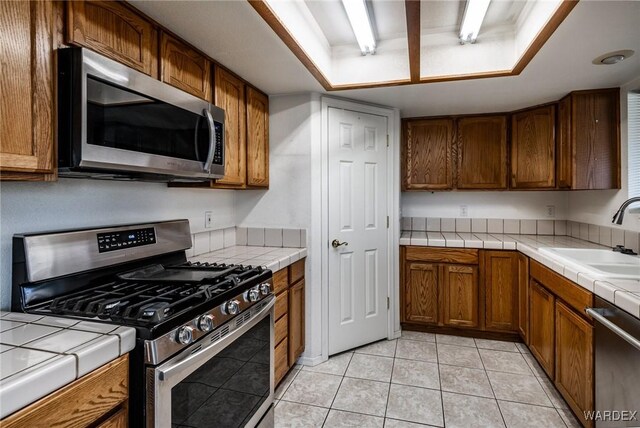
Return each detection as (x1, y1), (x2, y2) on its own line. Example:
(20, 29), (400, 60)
(190, 245), (307, 272)
(0, 313), (135, 419)
(401, 231), (640, 320)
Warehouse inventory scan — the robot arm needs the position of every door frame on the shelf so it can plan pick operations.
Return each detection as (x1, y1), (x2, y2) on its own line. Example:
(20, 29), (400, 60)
(319, 96), (401, 361)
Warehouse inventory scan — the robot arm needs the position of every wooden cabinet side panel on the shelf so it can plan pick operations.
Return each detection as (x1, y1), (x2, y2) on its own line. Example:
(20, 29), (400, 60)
(67, 1), (155, 75)
(288, 280), (305, 363)
(572, 89), (621, 190)
(484, 251), (519, 332)
(404, 262), (439, 324)
(511, 105), (556, 189)
(456, 115), (508, 189)
(403, 119), (453, 190)
(555, 300), (594, 428)
(0, 1), (55, 176)
(442, 264), (479, 328)
(160, 32), (211, 100)
(517, 253), (530, 342)
(528, 280), (555, 378)
(246, 87), (269, 187)
(1, 355), (129, 428)
(557, 96), (572, 188)
(213, 67), (246, 186)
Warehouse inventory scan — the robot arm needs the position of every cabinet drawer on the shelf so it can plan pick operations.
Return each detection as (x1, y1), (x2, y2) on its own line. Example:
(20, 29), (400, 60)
(1, 355), (128, 428)
(275, 313), (288, 345)
(275, 289), (289, 321)
(530, 260), (594, 317)
(289, 258), (305, 285)
(405, 247), (478, 264)
(273, 268), (289, 295)
(275, 338), (289, 385)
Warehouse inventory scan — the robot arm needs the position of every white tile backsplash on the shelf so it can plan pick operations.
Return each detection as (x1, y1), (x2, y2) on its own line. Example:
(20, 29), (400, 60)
(223, 227), (236, 247)
(247, 228), (265, 246)
(210, 229), (224, 252)
(265, 228), (283, 247)
(193, 232), (209, 255)
(283, 229), (302, 247)
(236, 227), (248, 246)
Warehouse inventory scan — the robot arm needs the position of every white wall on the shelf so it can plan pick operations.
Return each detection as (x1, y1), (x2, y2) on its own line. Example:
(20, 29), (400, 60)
(402, 191), (569, 219)
(568, 76), (640, 232)
(235, 93), (322, 363)
(0, 179), (235, 310)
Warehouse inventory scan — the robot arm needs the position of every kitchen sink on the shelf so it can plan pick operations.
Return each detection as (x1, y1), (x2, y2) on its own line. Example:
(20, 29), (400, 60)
(539, 247), (640, 279)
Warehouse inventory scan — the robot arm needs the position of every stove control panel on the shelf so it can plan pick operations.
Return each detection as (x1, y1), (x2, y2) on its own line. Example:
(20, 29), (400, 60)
(97, 227), (156, 253)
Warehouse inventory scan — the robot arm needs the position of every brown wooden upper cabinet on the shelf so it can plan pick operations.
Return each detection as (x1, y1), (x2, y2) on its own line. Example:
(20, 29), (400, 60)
(67, 1), (158, 77)
(246, 87), (270, 188)
(213, 68), (247, 187)
(557, 88), (621, 189)
(160, 33), (211, 101)
(511, 105), (556, 189)
(456, 115), (508, 189)
(0, 0), (56, 180)
(402, 118), (454, 190)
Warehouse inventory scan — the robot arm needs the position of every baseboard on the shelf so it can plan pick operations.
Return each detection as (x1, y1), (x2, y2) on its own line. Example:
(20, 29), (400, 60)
(401, 322), (522, 342)
(296, 354), (325, 367)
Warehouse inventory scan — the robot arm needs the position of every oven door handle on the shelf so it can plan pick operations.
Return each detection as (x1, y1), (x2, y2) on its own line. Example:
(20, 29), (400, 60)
(158, 296), (274, 383)
(586, 307), (640, 351)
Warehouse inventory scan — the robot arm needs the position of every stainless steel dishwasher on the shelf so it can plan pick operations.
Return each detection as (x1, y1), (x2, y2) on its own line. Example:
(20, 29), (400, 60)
(587, 297), (640, 427)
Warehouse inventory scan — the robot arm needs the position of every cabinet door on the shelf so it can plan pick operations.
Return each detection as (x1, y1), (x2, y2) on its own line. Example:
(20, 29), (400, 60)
(456, 115), (508, 189)
(555, 301), (594, 428)
(484, 251), (518, 332)
(213, 67), (246, 186)
(404, 262), (439, 324)
(67, 1), (157, 76)
(442, 265), (479, 328)
(0, 1), (55, 180)
(511, 105), (556, 189)
(572, 89), (620, 190)
(402, 119), (453, 190)
(274, 337), (289, 386)
(288, 280), (305, 364)
(556, 95), (572, 188)
(529, 280), (555, 378)
(246, 87), (269, 187)
(160, 33), (211, 100)
(517, 253), (529, 342)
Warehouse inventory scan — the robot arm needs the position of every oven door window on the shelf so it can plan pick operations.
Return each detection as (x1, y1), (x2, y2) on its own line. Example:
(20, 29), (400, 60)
(86, 77), (210, 162)
(170, 316), (271, 428)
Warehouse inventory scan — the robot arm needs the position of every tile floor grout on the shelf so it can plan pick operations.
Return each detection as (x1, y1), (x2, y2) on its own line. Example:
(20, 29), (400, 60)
(275, 332), (581, 428)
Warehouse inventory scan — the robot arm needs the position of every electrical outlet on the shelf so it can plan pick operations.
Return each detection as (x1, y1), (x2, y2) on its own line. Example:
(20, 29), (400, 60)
(460, 205), (468, 217)
(205, 211), (213, 228)
(546, 205), (556, 218)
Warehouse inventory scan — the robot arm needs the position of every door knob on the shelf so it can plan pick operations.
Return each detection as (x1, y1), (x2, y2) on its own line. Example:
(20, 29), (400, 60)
(331, 239), (348, 249)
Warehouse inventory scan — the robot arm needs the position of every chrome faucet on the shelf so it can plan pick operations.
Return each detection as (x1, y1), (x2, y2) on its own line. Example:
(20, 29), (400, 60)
(612, 197), (640, 225)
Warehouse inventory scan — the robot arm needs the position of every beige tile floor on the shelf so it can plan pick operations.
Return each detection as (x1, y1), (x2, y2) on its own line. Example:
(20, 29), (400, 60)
(274, 332), (582, 428)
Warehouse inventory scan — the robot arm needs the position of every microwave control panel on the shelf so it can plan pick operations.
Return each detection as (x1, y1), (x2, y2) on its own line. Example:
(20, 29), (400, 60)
(97, 227), (156, 253)
(213, 122), (223, 165)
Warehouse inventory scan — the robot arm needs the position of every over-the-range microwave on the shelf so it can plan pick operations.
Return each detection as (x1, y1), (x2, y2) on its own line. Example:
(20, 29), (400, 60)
(57, 48), (225, 182)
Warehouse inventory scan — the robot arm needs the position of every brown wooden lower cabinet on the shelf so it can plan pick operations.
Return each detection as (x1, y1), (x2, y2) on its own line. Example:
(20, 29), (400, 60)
(404, 261), (439, 324)
(442, 264), (479, 328)
(517, 253), (530, 342)
(274, 258), (306, 386)
(555, 300), (594, 428)
(483, 251), (518, 332)
(0, 354), (129, 428)
(528, 279), (556, 378)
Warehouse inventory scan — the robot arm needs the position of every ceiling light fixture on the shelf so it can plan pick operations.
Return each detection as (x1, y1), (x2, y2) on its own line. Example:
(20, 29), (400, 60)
(592, 50), (635, 65)
(459, 0), (491, 44)
(341, 0), (376, 55)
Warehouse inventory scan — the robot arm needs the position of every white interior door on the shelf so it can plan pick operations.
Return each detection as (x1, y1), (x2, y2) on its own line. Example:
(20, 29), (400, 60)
(328, 107), (389, 355)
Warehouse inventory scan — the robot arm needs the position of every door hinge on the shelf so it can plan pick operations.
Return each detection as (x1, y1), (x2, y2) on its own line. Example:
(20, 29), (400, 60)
(387, 297), (390, 310)
(386, 135), (389, 147)
(387, 216), (390, 228)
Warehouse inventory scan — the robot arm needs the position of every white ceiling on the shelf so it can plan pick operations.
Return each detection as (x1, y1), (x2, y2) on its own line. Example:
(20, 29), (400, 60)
(129, 0), (640, 117)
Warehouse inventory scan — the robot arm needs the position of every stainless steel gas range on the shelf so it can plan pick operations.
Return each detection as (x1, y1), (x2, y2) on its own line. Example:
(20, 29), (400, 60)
(11, 220), (275, 428)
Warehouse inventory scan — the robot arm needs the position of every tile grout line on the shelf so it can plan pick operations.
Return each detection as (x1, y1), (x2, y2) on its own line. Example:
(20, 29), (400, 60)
(382, 339), (399, 423)
(320, 352), (354, 427)
(475, 338), (509, 428)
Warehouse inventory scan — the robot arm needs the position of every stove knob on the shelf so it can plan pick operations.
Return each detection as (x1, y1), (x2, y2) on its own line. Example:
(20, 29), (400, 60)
(223, 300), (240, 315)
(245, 289), (260, 302)
(176, 326), (194, 345)
(197, 314), (215, 332)
(259, 283), (271, 295)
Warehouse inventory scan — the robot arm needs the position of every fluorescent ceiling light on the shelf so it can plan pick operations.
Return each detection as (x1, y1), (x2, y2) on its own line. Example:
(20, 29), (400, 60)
(460, 0), (491, 44)
(341, 0), (376, 55)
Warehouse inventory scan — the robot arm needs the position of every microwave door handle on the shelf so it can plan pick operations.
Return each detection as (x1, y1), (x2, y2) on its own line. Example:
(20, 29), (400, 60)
(203, 109), (216, 173)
